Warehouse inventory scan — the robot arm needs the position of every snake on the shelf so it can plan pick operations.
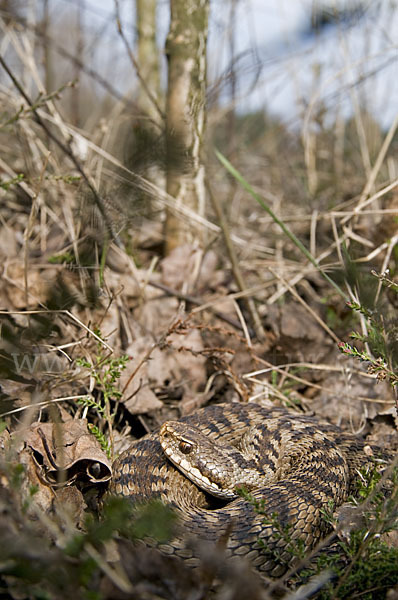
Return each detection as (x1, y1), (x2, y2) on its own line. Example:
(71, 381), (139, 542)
(110, 402), (379, 576)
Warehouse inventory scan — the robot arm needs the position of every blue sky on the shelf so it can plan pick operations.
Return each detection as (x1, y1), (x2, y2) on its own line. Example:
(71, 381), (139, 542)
(52, 0), (398, 129)
(208, 0), (398, 128)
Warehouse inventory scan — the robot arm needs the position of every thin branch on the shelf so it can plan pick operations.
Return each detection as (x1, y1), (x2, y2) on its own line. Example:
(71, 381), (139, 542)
(9, 13), (159, 126)
(0, 54), (122, 247)
(148, 279), (255, 336)
(207, 179), (266, 341)
(215, 149), (347, 300)
(114, 0), (165, 122)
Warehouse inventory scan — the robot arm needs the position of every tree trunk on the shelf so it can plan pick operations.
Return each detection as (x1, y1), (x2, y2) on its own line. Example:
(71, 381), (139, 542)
(164, 0), (209, 254)
(135, 0), (161, 122)
(70, 0), (84, 127)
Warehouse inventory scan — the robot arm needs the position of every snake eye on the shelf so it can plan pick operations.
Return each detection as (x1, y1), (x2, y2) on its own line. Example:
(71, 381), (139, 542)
(179, 441), (193, 454)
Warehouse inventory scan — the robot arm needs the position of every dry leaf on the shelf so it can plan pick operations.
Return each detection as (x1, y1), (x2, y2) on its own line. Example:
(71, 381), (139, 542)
(124, 385), (163, 415)
(138, 292), (179, 335)
(4, 261), (53, 308)
(19, 444), (54, 514)
(164, 329), (206, 393)
(119, 337), (163, 414)
(23, 419), (111, 486)
(0, 226), (18, 258)
(313, 356), (393, 428)
(161, 244), (205, 291)
(53, 486), (86, 529)
(120, 330), (206, 416)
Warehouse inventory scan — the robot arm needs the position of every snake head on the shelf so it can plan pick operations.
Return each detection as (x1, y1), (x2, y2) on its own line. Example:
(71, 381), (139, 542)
(159, 421), (257, 500)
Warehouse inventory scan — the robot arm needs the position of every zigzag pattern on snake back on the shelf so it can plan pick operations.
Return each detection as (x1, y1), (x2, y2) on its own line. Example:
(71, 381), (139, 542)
(110, 402), (377, 576)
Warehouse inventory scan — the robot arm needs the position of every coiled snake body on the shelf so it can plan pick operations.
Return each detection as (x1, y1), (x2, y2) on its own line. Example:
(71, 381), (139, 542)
(110, 402), (373, 575)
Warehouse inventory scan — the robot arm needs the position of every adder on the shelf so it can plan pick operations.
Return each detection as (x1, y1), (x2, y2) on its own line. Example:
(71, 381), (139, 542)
(110, 402), (383, 576)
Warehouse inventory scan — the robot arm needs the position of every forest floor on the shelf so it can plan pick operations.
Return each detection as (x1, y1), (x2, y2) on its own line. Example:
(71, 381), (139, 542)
(1, 165), (398, 598)
(0, 64), (398, 597)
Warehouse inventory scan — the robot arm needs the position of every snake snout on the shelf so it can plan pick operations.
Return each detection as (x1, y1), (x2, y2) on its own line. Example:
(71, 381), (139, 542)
(160, 422), (196, 456)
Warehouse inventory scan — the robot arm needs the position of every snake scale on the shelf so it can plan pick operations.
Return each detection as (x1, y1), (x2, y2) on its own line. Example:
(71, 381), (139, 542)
(110, 402), (377, 576)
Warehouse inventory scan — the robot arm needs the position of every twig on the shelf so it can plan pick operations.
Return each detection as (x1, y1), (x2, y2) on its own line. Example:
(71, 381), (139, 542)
(0, 309), (113, 352)
(0, 54), (121, 247)
(341, 112), (398, 225)
(245, 359), (393, 406)
(8, 13), (160, 127)
(207, 179), (266, 341)
(148, 279), (255, 336)
(215, 149), (347, 300)
(268, 267), (341, 344)
(114, 0), (165, 122)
